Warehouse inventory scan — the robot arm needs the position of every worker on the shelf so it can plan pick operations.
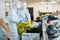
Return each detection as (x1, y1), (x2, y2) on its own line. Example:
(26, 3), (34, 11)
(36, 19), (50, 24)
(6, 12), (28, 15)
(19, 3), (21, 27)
(17, 2), (31, 22)
(16, 2), (31, 40)
(8, 1), (31, 40)
(8, 2), (23, 40)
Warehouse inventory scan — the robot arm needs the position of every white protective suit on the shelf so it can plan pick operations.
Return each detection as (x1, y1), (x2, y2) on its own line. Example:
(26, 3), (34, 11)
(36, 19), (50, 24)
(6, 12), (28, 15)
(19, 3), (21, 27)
(17, 2), (31, 22)
(8, 2), (31, 40)
(8, 2), (22, 40)
(16, 2), (31, 40)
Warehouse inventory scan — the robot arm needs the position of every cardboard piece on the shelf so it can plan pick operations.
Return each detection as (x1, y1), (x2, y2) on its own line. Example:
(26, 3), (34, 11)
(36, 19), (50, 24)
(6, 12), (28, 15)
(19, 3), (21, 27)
(0, 18), (11, 40)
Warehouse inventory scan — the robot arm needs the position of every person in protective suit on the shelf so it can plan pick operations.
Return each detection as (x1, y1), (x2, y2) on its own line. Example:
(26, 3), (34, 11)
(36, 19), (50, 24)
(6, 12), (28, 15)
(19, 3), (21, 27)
(8, 1), (31, 40)
(16, 2), (32, 40)
(8, 1), (23, 40)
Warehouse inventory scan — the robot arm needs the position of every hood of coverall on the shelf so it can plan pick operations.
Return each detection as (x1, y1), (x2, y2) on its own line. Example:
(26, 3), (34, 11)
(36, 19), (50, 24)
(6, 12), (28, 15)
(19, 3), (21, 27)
(21, 2), (27, 10)
(16, 2), (22, 9)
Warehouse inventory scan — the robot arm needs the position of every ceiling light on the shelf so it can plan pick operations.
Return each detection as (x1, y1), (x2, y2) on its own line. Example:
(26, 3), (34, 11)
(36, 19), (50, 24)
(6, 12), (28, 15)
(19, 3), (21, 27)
(5, 2), (10, 6)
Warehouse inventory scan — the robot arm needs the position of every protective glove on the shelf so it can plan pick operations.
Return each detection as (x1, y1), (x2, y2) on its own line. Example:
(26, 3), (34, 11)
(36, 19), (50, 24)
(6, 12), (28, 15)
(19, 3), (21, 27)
(19, 19), (25, 23)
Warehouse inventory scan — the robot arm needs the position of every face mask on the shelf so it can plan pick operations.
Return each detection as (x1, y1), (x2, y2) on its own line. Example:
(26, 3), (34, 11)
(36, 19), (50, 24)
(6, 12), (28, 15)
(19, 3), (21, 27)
(16, 2), (21, 9)
(19, 4), (24, 10)
(17, 7), (24, 11)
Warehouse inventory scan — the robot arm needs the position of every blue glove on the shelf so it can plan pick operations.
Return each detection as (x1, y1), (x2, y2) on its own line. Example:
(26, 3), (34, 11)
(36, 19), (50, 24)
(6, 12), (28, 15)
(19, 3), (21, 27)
(20, 19), (25, 22)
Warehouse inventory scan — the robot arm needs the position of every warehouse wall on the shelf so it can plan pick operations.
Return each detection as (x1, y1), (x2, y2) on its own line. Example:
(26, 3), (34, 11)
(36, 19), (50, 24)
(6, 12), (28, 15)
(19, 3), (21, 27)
(0, 0), (6, 23)
(27, 2), (60, 20)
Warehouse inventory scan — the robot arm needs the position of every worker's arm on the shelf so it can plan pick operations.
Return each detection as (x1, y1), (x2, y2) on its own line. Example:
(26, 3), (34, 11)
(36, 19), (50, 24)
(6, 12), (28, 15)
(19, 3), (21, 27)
(9, 8), (20, 23)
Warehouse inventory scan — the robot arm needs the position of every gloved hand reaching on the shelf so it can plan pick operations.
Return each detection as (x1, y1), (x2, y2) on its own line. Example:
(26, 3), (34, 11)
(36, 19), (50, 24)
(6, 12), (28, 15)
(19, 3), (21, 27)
(19, 19), (25, 23)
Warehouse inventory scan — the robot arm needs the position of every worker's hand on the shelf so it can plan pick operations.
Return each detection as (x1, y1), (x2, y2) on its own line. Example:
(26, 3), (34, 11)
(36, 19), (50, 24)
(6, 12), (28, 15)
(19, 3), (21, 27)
(19, 19), (25, 23)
